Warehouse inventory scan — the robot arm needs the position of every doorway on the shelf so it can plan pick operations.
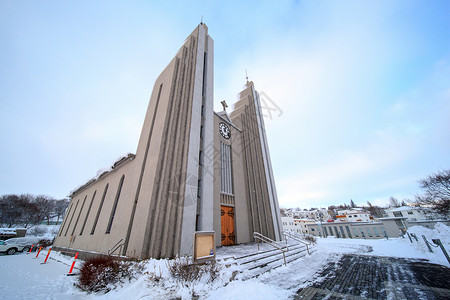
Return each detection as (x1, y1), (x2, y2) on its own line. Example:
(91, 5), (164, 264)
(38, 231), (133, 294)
(221, 206), (235, 246)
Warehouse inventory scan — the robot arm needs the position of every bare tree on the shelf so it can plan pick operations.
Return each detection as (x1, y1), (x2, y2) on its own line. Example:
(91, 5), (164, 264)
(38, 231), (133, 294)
(416, 169), (450, 216)
(389, 197), (400, 208)
(35, 195), (55, 225)
(366, 201), (385, 218)
(0, 194), (21, 227)
(19, 194), (37, 227)
(54, 199), (70, 224)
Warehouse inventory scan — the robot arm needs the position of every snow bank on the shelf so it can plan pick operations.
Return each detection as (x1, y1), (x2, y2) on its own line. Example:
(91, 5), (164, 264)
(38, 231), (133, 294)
(206, 279), (291, 300)
(1, 225), (449, 299)
(407, 222), (450, 244)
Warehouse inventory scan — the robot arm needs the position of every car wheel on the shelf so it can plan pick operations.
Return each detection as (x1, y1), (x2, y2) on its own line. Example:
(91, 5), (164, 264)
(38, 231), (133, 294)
(22, 246), (30, 253)
(6, 248), (16, 255)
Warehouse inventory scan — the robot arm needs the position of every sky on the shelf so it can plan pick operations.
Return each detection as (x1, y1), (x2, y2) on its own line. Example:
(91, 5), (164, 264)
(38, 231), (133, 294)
(1, 0), (449, 209)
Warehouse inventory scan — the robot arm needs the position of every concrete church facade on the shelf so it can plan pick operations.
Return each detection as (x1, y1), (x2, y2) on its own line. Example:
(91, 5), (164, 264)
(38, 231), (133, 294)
(53, 23), (282, 259)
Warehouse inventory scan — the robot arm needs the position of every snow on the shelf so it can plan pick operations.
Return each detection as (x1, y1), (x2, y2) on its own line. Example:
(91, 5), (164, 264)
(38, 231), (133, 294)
(0, 223), (448, 299)
(69, 153), (135, 196)
(387, 206), (417, 212)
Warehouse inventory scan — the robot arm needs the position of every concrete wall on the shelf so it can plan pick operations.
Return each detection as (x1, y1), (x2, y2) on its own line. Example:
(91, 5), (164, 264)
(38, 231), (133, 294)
(54, 156), (138, 254)
(306, 221), (402, 239)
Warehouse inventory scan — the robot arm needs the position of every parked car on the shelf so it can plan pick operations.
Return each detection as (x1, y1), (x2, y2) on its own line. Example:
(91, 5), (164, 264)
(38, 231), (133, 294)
(1, 237), (41, 254)
(0, 240), (26, 255)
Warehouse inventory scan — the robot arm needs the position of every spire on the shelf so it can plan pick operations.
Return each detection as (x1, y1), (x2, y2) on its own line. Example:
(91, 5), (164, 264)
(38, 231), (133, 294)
(245, 69), (249, 83)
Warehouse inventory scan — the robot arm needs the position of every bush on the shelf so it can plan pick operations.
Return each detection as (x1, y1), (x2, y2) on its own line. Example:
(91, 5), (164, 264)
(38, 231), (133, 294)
(304, 234), (317, 244)
(77, 256), (131, 293)
(167, 257), (222, 285)
(38, 238), (52, 248)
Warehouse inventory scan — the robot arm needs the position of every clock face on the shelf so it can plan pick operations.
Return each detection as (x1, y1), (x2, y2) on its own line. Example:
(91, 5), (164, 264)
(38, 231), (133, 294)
(219, 122), (231, 139)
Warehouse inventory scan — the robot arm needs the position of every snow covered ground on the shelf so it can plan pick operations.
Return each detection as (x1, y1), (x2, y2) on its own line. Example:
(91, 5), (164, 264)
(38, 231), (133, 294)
(0, 224), (448, 299)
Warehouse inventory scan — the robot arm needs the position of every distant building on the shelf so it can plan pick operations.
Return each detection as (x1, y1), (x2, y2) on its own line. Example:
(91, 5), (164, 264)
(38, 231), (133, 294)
(281, 217), (315, 235)
(285, 208), (331, 221)
(385, 206), (427, 221)
(306, 221), (398, 239)
(336, 209), (372, 222)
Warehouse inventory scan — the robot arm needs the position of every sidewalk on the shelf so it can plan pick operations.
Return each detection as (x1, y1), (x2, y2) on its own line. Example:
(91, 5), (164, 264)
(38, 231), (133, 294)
(295, 254), (450, 299)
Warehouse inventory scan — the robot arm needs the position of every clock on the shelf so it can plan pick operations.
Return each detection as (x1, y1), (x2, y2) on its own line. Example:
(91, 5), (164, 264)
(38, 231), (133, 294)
(219, 122), (231, 139)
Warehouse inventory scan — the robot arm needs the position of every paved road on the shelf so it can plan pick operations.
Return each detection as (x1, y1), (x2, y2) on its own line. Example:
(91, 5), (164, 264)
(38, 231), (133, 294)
(295, 254), (450, 300)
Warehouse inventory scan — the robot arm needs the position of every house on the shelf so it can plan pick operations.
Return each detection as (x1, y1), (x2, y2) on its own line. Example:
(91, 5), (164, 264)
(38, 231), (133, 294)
(335, 209), (372, 222)
(386, 206), (427, 221)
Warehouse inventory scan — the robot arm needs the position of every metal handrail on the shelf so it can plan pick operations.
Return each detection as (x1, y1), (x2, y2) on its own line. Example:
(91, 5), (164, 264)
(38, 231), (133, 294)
(282, 231), (311, 255)
(253, 232), (288, 265)
(108, 238), (124, 256)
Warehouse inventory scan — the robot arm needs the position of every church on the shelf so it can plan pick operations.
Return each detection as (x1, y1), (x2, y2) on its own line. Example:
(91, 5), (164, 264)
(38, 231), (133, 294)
(53, 23), (282, 259)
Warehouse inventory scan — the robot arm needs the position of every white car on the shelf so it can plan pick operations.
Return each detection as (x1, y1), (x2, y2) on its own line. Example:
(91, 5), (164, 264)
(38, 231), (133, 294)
(0, 240), (26, 255)
(0, 237), (41, 255)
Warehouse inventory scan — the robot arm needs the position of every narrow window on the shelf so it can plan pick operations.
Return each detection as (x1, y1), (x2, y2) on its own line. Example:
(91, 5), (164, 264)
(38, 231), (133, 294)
(80, 190), (96, 235)
(373, 227), (379, 237)
(220, 142), (233, 194)
(58, 202), (73, 236)
(345, 226), (352, 238)
(91, 183), (109, 235)
(65, 200), (79, 236)
(71, 195), (87, 236)
(339, 226), (345, 238)
(106, 175), (125, 234)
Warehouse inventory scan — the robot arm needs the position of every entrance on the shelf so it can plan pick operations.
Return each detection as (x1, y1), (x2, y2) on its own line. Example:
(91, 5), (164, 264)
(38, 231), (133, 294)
(221, 206), (235, 246)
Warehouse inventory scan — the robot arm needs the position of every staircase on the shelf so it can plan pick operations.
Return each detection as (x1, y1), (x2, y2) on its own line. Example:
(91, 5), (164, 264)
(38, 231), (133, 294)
(226, 232), (317, 280)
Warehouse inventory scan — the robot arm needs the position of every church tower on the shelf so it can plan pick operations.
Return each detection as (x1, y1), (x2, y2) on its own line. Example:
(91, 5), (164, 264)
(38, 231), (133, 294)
(123, 23), (214, 258)
(53, 24), (281, 260)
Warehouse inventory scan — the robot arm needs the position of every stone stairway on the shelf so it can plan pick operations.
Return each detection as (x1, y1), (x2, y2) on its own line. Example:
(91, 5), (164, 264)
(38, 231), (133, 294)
(231, 242), (316, 279)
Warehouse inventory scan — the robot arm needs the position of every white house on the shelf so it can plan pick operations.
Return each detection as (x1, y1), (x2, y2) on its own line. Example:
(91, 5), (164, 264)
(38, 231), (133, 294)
(286, 208), (331, 221)
(335, 209), (372, 222)
(386, 206), (427, 221)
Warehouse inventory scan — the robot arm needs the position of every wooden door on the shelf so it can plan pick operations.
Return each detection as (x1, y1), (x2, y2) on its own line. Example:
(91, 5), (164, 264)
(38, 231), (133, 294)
(221, 206), (235, 246)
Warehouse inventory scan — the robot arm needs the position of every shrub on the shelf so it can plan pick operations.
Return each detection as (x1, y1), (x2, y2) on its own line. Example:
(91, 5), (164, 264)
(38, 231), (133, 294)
(38, 238), (52, 248)
(167, 257), (203, 284)
(304, 234), (317, 244)
(167, 257), (222, 285)
(77, 256), (131, 293)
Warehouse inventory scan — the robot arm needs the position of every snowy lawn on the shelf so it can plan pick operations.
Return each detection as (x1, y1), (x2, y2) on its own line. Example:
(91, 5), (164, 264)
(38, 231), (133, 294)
(0, 224), (448, 299)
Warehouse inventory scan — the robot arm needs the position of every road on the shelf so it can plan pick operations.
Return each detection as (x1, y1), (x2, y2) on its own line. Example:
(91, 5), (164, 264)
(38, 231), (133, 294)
(295, 254), (450, 299)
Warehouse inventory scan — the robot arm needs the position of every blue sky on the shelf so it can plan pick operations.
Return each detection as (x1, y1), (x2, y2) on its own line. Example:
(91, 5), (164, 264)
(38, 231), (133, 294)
(1, 0), (449, 209)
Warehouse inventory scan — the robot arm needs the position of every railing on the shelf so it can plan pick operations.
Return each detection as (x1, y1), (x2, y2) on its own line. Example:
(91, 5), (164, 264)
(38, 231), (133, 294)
(253, 232), (288, 265)
(108, 238), (125, 256)
(407, 232), (450, 264)
(282, 231), (311, 255)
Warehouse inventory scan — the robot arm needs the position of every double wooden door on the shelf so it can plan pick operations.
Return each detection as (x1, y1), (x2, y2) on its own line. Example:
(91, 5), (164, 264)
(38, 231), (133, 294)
(221, 206), (235, 246)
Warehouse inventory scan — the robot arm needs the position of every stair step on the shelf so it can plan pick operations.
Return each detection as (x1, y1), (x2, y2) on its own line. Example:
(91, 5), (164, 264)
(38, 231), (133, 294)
(241, 250), (313, 280)
(233, 244), (290, 260)
(237, 243), (305, 265)
(247, 247), (308, 270)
